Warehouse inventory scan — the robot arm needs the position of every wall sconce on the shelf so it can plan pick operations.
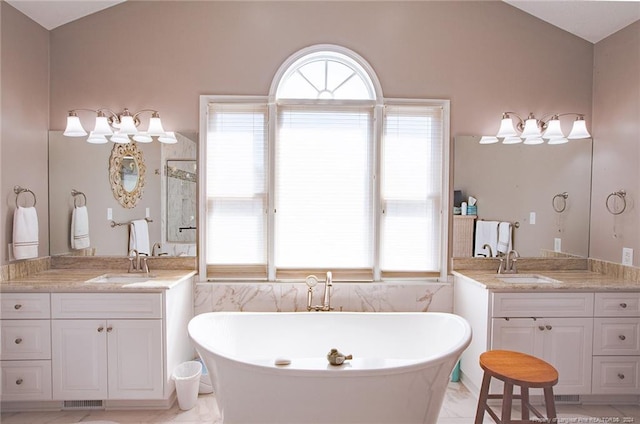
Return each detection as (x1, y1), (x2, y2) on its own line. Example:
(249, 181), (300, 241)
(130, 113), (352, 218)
(480, 112), (591, 145)
(64, 108), (177, 144)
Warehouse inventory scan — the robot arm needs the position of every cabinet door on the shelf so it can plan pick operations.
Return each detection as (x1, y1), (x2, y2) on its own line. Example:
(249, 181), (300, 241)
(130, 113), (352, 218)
(539, 317), (593, 395)
(107, 319), (163, 399)
(52, 319), (107, 400)
(491, 318), (541, 356)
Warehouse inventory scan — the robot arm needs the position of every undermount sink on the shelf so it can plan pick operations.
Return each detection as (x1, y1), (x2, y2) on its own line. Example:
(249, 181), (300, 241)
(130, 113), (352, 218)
(85, 273), (157, 284)
(497, 274), (560, 284)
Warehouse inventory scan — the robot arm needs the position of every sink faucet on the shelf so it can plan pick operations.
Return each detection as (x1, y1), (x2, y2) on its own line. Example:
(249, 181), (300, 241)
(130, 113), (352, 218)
(306, 271), (334, 311)
(481, 243), (493, 257)
(498, 250), (520, 274)
(128, 249), (149, 273)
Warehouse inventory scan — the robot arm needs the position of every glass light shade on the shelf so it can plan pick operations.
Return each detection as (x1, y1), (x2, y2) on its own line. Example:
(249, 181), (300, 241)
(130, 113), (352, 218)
(548, 137), (569, 145)
(86, 131), (108, 144)
(110, 132), (130, 143)
(64, 115), (88, 137)
(133, 132), (153, 143)
(502, 136), (523, 144)
(567, 118), (591, 139)
(523, 136), (544, 145)
(479, 136), (499, 144)
(158, 131), (178, 144)
(542, 119), (564, 139)
(118, 115), (138, 135)
(92, 116), (113, 135)
(496, 117), (518, 138)
(521, 118), (542, 138)
(146, 116), (165, 136)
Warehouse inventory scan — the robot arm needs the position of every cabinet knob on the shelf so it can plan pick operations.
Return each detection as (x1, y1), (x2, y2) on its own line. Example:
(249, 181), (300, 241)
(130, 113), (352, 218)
(538, 326), (545, 331)
(14, 304), (22, 310)
(97, 326), (104, 333)
(106, 326), (113, 333)
(14, 337), (22, 344)
(545, 325), (553, 330)
(620, 302), (628, 308)
(15, 378), (23, 385)
(618, 373), (625, 380)
(619, 335), (626, 341)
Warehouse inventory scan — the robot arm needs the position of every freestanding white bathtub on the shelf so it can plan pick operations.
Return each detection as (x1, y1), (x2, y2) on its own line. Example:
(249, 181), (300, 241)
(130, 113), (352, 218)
(188, 311), (471, 424)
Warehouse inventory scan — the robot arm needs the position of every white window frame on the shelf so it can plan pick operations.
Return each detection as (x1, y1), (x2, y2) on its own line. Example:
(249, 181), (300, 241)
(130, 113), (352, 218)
(199, 45), (450, 282)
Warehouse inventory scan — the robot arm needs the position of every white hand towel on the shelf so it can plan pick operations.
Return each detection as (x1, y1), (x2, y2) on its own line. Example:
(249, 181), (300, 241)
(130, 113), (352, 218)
(13, 206), (39, 260)
(71, 206), (90, 250)
(497, 221), (513, 255)
(474, 220), (499, 257)
(129, 219), (150, 255)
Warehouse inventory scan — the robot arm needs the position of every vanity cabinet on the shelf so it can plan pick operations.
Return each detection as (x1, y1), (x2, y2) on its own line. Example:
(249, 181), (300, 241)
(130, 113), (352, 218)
(51, 293), (164, 401)
(0, 293), (52, 401)
(491, 292), (594, 395)
(592, 292), (640, 394)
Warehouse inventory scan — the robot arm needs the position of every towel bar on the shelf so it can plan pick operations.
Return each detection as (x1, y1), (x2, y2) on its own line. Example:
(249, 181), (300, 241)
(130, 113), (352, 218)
(110, 217), (153, 228)
(13, 186), (36, 208)
(71, 189), (87, 207)
(552, 192), (568, 213)
(606, 190), (626, 215)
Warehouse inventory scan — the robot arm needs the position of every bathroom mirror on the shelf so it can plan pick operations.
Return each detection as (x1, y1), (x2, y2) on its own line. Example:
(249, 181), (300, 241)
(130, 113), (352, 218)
(109, 142), (146, 208)
(48, 131), (196, 256)
(453, 135), (592, 258)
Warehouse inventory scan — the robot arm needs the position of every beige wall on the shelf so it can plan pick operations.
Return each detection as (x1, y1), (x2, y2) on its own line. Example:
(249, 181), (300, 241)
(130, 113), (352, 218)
(591, 21), (640, 266)
(1, 2), (49, 266)
(7, 1), (638, 266)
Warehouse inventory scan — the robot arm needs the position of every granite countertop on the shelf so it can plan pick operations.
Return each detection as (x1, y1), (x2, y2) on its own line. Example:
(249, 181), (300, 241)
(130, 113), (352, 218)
(0, 269), (197, 293)
(453, 269), (640, 291)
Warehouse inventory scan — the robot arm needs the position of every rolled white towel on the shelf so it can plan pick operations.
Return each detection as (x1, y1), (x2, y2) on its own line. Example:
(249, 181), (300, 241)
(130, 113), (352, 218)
(129, 219), (150, 255)
(13, 206), (39, 260)
(71, 206), (90, 250)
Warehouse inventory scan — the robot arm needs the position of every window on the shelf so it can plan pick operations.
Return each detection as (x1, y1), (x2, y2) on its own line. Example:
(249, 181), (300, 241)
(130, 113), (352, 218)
(201, 45), (450, 281)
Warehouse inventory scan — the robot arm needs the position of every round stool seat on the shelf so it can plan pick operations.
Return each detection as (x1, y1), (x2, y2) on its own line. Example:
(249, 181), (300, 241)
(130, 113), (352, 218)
(480, 350), (558, 387)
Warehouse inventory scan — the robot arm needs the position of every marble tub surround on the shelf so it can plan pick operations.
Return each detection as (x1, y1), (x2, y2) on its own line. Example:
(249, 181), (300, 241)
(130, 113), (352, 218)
(195, 280), (452, 314)
(0, 256), (51, 282)
(0, 268), (196, 292)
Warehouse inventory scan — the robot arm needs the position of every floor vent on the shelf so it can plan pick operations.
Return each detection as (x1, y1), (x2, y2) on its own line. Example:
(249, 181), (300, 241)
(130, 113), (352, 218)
(63, 400), (104, 409)
(554, 394), (580, 404)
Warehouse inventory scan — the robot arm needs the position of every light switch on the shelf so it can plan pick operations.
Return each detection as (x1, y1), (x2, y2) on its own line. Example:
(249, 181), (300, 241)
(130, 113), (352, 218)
(107, 208), (112, 220)
(146, 207), (150, 218)
(622, 248), (633, 266)
(554, 238), (561, 252)
(529, 212), (536, 225)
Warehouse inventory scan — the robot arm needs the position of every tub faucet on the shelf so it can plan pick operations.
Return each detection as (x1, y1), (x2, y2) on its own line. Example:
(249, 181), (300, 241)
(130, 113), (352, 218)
(306, 271), (333, 311)
(128, 249), (149, 274)
(498, 249), (520, 274)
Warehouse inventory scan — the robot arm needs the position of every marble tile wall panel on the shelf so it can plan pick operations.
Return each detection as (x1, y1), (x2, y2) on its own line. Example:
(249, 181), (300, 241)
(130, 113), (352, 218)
(195, 281), (453, 315)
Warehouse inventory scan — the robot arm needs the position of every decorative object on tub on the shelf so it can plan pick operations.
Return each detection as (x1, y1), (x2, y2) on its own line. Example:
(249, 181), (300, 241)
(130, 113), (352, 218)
(12, 186), (38, 260)
(480, 111), (591, 145)
(63, 107), (177, 144)
(129, 219), (151, 255)
(327, 348), (353, 366)
(606, 189), (627, 215)
(109, 141), (146, 208)
(70, 189), (90, 250)
(552, 192), (568, 213)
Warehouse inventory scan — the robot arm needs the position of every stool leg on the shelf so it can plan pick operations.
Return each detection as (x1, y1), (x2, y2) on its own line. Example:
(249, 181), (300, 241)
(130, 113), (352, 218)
(475, 373), (492, 424)
(543, 386), (557, 422)
(520, 386), (530, 421)
(501, 382), (513, 424)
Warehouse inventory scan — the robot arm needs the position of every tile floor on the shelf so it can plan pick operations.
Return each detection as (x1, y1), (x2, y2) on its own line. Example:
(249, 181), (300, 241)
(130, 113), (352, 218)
(1, 382), (639, 424)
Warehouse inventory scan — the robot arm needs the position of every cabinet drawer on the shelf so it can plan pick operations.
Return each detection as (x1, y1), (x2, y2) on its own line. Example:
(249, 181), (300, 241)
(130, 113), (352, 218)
(0, 293), (50, 319)
(0, 360), (52, 401)
(593, 318), (640, 355)
(492, 292), (594, 317)
(595, 292), (640, 317)
(51, 293), (162, 319)
(592, 356), (640, 394)
(0, 320), (51, 360)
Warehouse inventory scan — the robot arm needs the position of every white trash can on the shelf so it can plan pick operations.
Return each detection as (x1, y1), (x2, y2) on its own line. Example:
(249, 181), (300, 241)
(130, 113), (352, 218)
(172, 360), (202, 410)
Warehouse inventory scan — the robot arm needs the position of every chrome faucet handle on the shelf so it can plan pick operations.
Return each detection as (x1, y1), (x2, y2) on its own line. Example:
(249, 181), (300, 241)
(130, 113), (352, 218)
(497, 257), (505, 274)
(140, 257), (149, 273)
(128, 249), (139, 272)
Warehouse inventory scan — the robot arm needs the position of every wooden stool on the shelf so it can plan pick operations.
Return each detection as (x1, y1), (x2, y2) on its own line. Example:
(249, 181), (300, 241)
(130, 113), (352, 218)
(474, 350), (558, 424)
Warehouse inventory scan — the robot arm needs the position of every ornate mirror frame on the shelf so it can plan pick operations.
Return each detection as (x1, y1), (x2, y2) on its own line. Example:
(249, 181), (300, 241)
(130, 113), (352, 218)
(109, 142), (146, 208)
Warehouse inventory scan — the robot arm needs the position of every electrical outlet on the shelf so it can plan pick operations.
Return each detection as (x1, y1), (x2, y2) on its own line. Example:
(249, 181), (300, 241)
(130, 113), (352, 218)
(146, 207), (150, 218)
(554, 238), (562, 252)
(529, 212), (536, 225)
(622, 248), (633, 266)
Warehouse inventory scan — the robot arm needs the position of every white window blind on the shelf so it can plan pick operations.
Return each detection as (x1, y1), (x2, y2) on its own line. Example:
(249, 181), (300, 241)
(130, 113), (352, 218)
(206, 103), (267, 278)
(275, 105), (374, 276)
(381, 104), (443, 273)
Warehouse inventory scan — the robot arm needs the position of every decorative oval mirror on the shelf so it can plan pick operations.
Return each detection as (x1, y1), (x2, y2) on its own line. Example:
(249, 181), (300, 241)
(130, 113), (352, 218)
(109, 142), (146, 208)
